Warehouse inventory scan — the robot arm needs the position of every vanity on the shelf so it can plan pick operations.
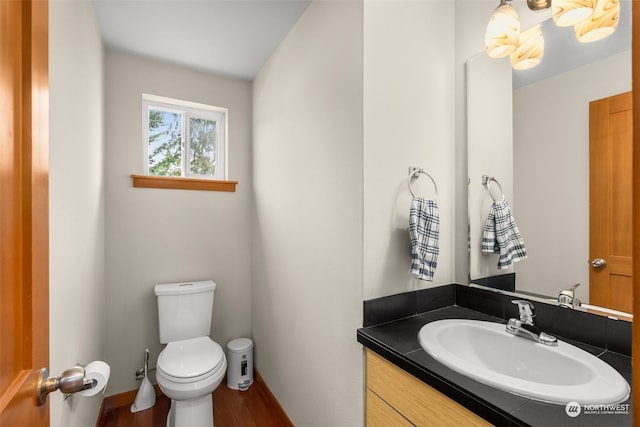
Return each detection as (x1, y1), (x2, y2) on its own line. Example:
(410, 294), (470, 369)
(357, 284), (632, 426)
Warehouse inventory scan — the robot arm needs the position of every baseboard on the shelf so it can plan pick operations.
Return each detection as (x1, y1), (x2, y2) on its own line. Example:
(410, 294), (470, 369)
(253, 370), (291, 423)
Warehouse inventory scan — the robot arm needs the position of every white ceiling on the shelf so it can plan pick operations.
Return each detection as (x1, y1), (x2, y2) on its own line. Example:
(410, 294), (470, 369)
(90, 0), (311, 80)
(90, 0), (631, 85)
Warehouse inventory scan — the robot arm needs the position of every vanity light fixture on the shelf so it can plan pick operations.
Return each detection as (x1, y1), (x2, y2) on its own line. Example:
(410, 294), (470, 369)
(552, 0), (594, 27)
(485, 0), (521, 58)
(485, 0), (620, 70)
(510, 24), (544, 70)
(574, 0), (620, 43)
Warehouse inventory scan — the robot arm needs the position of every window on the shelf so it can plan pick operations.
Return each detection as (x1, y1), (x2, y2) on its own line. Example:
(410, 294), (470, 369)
(142, 94), (227, 180)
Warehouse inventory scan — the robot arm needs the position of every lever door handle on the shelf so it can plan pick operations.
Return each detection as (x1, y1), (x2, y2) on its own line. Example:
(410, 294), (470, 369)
(591, 258), (607, 269)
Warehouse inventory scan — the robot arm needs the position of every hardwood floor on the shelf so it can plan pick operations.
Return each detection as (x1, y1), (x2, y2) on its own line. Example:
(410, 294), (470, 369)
(97, 371), (293, 427)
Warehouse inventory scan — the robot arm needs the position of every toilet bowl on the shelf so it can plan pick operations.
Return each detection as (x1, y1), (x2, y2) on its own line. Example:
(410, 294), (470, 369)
(156, 336), (227, 427)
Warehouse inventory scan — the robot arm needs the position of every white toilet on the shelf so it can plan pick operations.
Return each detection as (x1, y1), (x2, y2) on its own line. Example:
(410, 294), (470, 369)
(154, 280), (227, 427)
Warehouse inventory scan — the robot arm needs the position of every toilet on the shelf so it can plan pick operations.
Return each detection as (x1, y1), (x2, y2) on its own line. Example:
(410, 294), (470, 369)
(154, 280), (227, 427)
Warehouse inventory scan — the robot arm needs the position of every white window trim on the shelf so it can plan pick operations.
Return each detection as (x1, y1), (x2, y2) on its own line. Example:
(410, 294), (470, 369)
(142, 93), (229, 180)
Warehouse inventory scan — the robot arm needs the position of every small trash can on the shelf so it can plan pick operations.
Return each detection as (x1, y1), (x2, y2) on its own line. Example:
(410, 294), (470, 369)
(226, 338), (254, 391)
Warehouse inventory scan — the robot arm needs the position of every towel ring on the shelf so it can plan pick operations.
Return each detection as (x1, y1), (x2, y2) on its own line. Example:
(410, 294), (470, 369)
(408, 167), (438, 200)
(482, 175), (505, 202)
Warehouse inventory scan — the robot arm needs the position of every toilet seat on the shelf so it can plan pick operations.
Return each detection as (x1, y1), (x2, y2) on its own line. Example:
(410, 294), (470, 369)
(157, 336), (225, 383)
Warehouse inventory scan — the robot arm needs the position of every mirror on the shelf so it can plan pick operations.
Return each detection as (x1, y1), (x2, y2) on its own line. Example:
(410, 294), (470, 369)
(467, 2), (632, 319)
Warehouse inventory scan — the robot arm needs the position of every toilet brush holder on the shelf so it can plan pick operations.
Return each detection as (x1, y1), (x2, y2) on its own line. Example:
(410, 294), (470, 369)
(130, 349), (156, 413)
(131, 377), (156, 413)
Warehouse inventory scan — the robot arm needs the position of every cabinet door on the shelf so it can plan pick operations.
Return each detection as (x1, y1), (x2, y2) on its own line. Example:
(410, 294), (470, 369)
(366, 389), (413, 427)
(366, 350), (492, 427)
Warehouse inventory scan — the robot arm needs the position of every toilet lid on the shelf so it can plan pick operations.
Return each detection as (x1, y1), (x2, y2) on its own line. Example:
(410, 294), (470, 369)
(158, 337), (225, 381)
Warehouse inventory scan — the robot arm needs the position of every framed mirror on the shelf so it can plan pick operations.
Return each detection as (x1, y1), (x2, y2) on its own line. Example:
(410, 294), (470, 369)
(467, 1), (632, 319)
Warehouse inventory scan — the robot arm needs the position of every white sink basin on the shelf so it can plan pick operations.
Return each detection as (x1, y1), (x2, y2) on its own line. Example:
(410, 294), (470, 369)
(418, 319), (630, 405)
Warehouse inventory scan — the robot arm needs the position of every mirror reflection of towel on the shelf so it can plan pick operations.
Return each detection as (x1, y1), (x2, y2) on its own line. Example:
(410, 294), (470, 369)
(482, 200), (527, 269)
(409, 197), (439, 281)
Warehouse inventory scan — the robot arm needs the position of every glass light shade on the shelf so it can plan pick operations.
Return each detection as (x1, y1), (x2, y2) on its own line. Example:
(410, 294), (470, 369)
(575, 0), (619, 42)
(552, 0), (594, 27)
(485, 2), (520, 58)
(510, 25), (544, 70)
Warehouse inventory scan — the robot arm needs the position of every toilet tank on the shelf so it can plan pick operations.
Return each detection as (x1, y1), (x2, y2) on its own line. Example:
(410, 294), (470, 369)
(155, 280), (216, 343)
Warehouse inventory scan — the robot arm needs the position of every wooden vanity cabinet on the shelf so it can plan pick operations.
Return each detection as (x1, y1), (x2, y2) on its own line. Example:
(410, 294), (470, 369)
(365, 349), (492, 426)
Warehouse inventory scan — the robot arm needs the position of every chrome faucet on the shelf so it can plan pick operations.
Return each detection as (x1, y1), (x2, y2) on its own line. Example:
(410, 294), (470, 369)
(506, 300), (557, 346)
(558, 283), (582, 309)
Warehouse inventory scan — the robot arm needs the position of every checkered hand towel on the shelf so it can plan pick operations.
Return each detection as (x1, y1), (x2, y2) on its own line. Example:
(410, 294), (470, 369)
(409, 197), (439, 281)
(481, 200), (527, 269)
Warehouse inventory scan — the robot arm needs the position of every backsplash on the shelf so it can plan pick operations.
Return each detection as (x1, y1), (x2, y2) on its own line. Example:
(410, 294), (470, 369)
(470, 273), (515, 292)
(363, 283), (631, 356)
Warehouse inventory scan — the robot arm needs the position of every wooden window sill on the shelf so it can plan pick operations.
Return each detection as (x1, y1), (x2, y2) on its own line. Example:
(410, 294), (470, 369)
(131, 175), (237, 192)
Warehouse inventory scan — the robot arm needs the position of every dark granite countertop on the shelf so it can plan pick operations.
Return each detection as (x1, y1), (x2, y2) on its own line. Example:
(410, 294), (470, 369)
(357, 305), (632, 427)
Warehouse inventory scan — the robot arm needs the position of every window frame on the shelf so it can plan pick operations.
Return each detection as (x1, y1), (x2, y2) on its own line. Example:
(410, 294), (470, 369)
(142, 93), (228, 180)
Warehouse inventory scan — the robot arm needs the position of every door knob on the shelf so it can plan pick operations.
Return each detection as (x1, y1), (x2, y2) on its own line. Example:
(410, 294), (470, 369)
(591, 258), (607, 269)
(36, 365), (96, 406)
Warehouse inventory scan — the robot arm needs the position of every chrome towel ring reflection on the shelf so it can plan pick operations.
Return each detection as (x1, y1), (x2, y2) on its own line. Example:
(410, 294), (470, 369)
(482, 175), (505, 202)
(408, 167), (438, 200)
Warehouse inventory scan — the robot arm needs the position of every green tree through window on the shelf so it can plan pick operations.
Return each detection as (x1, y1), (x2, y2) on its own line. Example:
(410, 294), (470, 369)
(144, 94), (227, 180)
(148, 109), (182, 176)
(189, 117), (217, 176)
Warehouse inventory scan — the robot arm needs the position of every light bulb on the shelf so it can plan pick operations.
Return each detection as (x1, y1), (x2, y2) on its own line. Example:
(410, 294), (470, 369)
(485, 1), (520, 58)
(510, 25), (544, 70)
(552, 0), (594, 27)
(575, 0), (619, 42)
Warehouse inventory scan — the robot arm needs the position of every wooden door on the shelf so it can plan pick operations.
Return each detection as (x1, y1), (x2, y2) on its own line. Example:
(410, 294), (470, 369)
(0, 1), (49, 426)
(589, 91), (633, 313)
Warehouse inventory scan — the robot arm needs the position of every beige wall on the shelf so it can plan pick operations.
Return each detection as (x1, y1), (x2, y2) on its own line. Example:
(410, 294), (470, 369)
(253, 0), (458, 424)
(363, 0), (456, 299)
(252, 2), (364, 425)
(49, 0), (105, 426)
(103, 52), (253, 394)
